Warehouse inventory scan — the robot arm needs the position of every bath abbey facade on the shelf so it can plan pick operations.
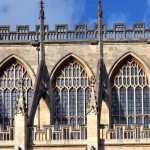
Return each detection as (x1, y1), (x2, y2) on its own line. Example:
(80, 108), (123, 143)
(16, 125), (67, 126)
(0, 0), (150, 150)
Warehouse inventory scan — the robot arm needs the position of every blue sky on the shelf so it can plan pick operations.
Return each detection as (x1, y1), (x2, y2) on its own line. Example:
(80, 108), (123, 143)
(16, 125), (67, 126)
(0, 0), (150, 30)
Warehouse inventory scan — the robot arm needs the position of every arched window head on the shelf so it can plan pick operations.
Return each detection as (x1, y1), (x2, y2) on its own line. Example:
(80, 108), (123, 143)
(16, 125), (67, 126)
(0, 58), (33, 128)
(111, 56), (150, 127)
(52, 58), (91, 127)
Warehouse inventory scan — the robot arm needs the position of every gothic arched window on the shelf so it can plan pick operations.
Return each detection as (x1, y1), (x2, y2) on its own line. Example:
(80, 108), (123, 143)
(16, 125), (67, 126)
(53, 59), (91, 127)
(111, 57), (150, 127)
(0, 58), (33, 128)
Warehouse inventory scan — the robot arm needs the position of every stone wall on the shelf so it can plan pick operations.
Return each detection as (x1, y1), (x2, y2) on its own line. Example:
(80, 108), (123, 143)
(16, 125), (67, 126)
(0, 40), (150, 149)
(0, 41), (150, 127)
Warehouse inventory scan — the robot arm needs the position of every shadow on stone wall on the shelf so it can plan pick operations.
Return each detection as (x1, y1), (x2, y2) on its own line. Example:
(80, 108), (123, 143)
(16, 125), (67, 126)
(99, 139), (105, 150)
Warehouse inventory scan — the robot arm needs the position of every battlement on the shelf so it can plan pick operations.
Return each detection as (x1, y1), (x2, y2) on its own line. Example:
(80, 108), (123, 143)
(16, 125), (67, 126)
(0, 23), (149, 42)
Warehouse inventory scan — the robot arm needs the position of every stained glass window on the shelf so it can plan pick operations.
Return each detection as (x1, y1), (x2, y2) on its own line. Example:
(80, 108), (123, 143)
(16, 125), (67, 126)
(0, 59), (33, 128)
(53, 60), (91, 127)
(111, 59), (150, 127)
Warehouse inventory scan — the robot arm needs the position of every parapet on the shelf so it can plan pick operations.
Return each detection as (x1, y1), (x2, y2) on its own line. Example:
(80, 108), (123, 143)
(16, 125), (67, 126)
(0, 22), (149, 42)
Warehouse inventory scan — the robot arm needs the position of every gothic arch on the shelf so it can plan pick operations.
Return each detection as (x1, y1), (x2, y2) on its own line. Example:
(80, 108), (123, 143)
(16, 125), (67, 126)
(50, 53), (94, 80)
(0, 54), (36, 83)
(109, 51), (150, 82)
(0, 54), (35, 127)
(50, 53), (94, 126)
(109, 51), (150, 126)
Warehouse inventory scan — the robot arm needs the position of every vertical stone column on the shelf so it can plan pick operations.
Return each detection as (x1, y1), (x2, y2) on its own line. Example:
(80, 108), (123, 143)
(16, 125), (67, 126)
(14, 113), (27, 150)
(87, 81), (98, 150)
(14, 81), (27, 150)
(87, 112), (98, 150)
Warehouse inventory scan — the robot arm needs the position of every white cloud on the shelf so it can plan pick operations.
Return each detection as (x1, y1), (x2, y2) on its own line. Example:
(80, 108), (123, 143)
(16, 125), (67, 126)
(0, 0), (86, 30)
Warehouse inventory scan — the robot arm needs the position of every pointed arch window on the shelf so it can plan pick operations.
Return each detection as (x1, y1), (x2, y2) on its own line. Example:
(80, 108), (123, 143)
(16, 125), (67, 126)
(111, 58), (150, 127)
(0, 58), (33, 128)
(53, 59), (91, 127)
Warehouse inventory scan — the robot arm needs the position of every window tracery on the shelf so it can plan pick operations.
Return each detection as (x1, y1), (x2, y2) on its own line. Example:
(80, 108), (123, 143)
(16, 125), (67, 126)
(0, 59), (33, 128)
(53, 60), (91, 127)
(111, 58), (150, 127)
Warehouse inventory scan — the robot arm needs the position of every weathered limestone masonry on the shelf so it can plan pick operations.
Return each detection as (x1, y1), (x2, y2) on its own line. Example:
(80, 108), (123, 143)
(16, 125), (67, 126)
(0, 23), (150, 150)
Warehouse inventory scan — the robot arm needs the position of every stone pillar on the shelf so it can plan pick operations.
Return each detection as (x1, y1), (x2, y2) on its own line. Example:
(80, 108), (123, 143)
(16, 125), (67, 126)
(87, 112), (98, 150)
(87, 82), (98, 150)
(14, 113), (27, 150)
(14, 80), (27, 150)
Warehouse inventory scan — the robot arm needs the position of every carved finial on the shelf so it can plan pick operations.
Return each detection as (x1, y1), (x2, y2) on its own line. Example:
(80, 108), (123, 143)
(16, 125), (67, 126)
(98, 0), (103, 42)
(15, 80), (27, 115)
(98, 0), (103, 19)
(39, 0), (45, 20)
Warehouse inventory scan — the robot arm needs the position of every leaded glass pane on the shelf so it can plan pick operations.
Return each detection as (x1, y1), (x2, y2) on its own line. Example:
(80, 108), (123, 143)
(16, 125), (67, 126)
(69, 88), (76, 116)
(85, 88), (90, 109)
(120, 87), (126, 116)
(12, 89), (17, 116)
(77, 88), (84, 116)
(112, 87), (119, 116)
(135, 87), (142, 115)
(128, 87), (134, 116)
(144, 116), (150, 128)
(53, 88), (61, 125)
(62, 88), (68, 117)
(143, 87), (150, 114)
(0, 90), (3, 122)
(4, 89), (11, 127)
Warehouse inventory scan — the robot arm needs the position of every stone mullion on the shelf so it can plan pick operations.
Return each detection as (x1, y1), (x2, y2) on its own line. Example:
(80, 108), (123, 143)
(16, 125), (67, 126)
(125, 65), (128, 125)
(125, 87), (129, 125)
(14, 65), (17, 87)
(10, 89), (13, 126)
(25, 89), (28, 109)
(13, 66), (15, 88)
(67, 88), (70, 125)
(71, 65), (74, 87)
(142, 87), (144, 124)
(137, 64), (140, 85)
(76, 88), (78, 126)
(118, 87), (121, 124)
(60, 89), (62, 125)
(129, 63), (131, 85)
(8, 90), (11, 126)
(134, 87), (136, 124)
(84, 88), (86, 125)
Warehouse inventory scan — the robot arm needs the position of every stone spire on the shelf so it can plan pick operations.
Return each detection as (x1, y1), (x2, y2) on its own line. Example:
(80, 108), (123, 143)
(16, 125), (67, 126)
(98, 0), (103, 59)
(39, 0), (45, 62)
(96, 1), (104, 149)
(96, 0), (104, 104)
